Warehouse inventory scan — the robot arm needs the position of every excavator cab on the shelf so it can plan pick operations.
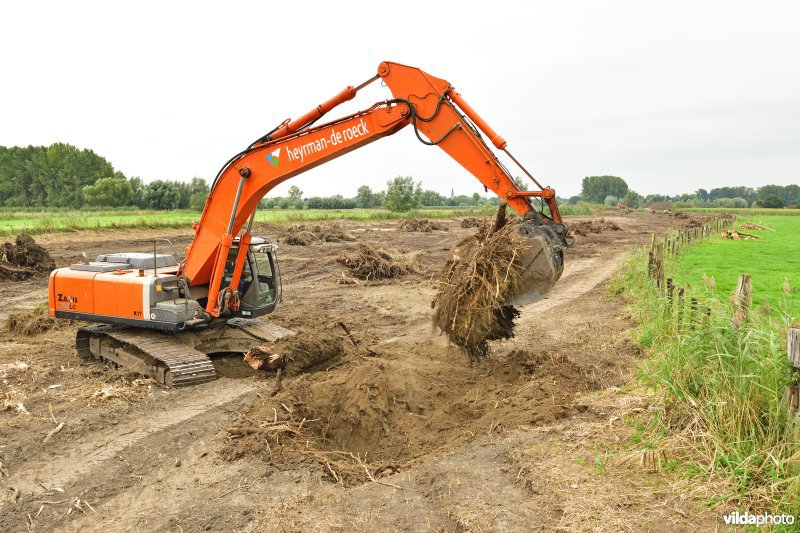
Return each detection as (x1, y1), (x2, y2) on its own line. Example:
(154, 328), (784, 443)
(222, 237), (281, 318)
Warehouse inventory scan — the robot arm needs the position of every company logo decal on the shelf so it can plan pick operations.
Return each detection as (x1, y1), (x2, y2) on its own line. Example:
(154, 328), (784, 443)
(266, 147), (280, 168)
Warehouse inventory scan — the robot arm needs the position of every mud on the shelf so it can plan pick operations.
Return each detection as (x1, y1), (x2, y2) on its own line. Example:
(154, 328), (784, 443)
(396, 218), (448, 232)
(0, 212), (720, 531)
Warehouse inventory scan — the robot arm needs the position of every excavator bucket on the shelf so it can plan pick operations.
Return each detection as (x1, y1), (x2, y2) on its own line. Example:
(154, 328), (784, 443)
(505, 222), (565, 305)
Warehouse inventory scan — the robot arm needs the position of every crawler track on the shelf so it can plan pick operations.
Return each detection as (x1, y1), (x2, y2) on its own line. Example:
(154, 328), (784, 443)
(77, 325), (217, 386)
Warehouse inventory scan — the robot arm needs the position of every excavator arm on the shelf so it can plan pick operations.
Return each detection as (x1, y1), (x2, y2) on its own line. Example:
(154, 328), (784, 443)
(182, 61), (568, 316)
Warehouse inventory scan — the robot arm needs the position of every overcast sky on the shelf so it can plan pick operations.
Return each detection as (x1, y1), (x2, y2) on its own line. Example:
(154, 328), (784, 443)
(1, 1), (798, 199)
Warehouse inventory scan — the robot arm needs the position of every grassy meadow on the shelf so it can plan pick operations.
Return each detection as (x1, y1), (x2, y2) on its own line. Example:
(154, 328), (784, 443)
(612, 213), (800, 519)
(0, 202), (598, 237)
(670, 215), (800, 320)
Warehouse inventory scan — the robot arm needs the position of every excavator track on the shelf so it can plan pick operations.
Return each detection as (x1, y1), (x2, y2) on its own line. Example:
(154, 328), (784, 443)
(77, 325), (217, 387)
(76, 320), (295, 388)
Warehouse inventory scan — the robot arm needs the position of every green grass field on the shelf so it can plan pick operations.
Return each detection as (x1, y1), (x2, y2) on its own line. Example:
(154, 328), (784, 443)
(0, 203), (598, 236)
(670, 215), (800, 319)
(0, 207), (486, 236)
(611, 213), (800, 517)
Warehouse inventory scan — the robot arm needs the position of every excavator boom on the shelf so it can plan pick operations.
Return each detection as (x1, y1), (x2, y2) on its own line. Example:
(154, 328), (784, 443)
(48, 61), (568, 386)
(183, 61), (568, 316)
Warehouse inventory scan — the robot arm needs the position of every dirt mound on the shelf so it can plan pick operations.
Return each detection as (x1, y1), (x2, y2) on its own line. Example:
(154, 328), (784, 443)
(337, 244), (417, 280)
(569, 218), (621, 236)
(222, 348), (598, 485)
(284, 223), (355, 246)
(460, 217), (484, 228)
(432, 204), (529, 359)
(0, 234), (55, 278)
(397, 219), (448, 232)
(5, 305), (62, 335)
(253, 328), (349, 376)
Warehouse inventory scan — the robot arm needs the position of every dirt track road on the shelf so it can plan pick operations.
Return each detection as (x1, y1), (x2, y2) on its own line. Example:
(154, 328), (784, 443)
(0, 213), (717, 531)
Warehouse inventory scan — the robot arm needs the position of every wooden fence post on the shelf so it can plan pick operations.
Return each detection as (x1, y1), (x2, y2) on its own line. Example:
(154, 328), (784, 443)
(786, 329), (800, 416)
(677, 287), (685, 327)
(732, 274), (752, 330)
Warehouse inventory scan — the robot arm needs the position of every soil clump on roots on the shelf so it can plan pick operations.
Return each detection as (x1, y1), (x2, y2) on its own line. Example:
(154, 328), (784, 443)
(396, 219), (448, 232)
(460, 217), (484, 228)
(570, 218), (620, 236)
(337, 244), (417, 281)
(284, 223), (355, 246)
(0, 234), (55, 279)
(432, 204), (528, 359)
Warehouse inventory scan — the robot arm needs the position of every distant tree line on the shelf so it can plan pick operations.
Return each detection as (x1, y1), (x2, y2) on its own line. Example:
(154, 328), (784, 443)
(2, 144), (798, 212)
(260, 176), (502, 212)
(571, 176), (798, 209)
(0, 143), (209, 210)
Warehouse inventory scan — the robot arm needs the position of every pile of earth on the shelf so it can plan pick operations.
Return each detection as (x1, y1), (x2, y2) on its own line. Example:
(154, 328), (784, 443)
(396, 219), (448, 232)
(569, 218), (621, 236)
(284, 223), (355, 246)
(221, 347), (598, 485)
(0, 234), (55, 279)
(336, 244), (417, 281)
(460, 217), (484, 228)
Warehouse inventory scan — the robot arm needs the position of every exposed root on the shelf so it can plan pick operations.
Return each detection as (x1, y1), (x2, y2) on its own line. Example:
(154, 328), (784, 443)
(569, 218), (620, 236)
(432, 204), (527, 359)
(397, 219), (448, 232)
(460, 217), (484, 229)
(1, 234), (55, 270)
(284, 223), (355, 246)
(336, 244), (417, 281)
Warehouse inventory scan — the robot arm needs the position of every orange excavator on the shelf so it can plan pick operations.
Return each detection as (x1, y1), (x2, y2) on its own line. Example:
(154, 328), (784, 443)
(48, 61), (569, 386)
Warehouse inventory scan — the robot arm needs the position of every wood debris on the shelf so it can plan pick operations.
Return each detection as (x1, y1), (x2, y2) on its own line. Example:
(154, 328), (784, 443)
(721, 230), (759, 240)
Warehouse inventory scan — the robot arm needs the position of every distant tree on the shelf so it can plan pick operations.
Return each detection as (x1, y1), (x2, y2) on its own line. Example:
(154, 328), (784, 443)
(695, 188), (709, 201)
(580, 176), (629, 204)
(603, 195), (619, 206)
(732, 197), (748, 208)
(420, 189), (446, 206)
(287, 185), (304, 209)
(355, 185), (381, 208)
(0, 143), (119, 208)
(384, 176), (421, 212)
(762, 195), (784, 208)
(621, 190), (643, 208)
(305, 195), (357, 209)
(141, 180), (182, 210)
(645, 194), (669, 203)
(567, 195), (581, 205)
(82, 176), (133, 207)
(188, 177), (210, 210)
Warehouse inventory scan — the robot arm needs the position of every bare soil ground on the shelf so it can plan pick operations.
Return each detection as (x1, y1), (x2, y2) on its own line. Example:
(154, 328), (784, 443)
(0, 213), (721, 531)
